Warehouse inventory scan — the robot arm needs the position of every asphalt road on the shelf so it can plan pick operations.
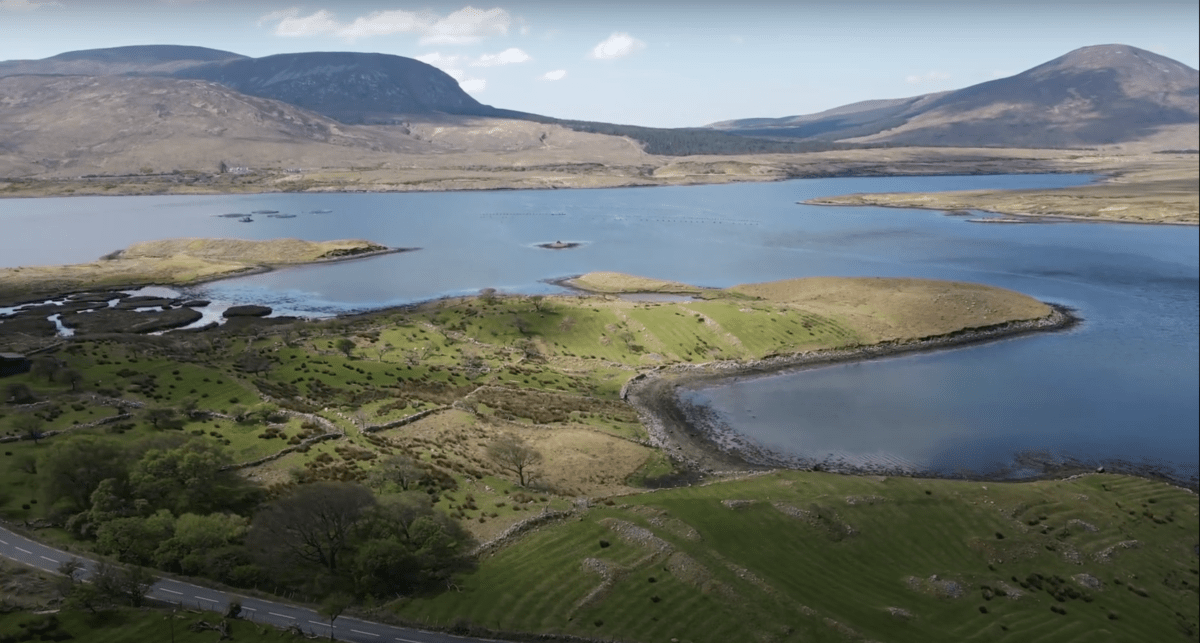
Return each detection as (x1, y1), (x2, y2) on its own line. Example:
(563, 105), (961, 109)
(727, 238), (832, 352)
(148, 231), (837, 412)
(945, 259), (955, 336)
(0, 524), (494, 643)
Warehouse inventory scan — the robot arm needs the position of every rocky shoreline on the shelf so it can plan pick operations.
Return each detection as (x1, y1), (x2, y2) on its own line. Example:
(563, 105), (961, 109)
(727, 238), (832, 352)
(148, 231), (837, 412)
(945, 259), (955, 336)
(622, 305), (1104, 480)
(623, 303), (1197, 489)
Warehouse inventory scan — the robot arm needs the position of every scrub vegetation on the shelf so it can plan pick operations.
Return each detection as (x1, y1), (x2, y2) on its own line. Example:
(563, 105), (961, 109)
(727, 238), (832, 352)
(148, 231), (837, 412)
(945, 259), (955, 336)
(3, 272), (1189, 643)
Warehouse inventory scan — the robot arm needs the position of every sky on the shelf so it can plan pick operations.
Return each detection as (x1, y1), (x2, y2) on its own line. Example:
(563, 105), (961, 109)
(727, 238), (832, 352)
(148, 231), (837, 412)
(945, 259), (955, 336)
(1, 0), (1197, 128)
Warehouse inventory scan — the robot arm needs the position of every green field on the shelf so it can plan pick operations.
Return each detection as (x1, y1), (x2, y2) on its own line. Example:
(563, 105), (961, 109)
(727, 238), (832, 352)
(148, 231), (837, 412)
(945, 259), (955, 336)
(4, 274), (1178, 643)
(397, 471), (1199, 643)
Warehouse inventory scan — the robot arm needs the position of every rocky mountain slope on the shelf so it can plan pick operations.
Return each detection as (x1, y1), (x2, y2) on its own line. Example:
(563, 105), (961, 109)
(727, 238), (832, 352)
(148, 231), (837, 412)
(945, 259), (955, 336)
(173, 51), (502, 124)
(711, 44), (1199, 148)
(0, 74), (432, 177)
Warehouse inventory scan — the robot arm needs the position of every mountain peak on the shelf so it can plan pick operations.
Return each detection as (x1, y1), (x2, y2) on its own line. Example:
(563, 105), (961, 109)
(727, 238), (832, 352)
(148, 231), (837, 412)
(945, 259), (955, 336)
(175, 51), (498, 123)
(1027, 43), (1197, 83)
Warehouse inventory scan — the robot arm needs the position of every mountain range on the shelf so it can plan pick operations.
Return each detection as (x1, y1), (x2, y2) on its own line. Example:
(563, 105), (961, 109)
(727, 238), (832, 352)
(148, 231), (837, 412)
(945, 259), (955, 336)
(0, 43), (1195, 180)
(707, 44), (1198, 148)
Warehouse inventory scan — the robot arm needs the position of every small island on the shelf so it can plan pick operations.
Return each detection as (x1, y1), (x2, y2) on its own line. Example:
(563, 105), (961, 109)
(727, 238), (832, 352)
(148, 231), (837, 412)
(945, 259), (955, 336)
(537, 240), (582, 250)
(0, 237), (403, 303)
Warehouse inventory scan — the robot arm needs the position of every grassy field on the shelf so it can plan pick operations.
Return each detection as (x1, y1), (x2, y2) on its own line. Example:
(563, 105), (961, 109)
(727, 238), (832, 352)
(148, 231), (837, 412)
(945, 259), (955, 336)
(397, 471), (1200, 643)
(3, 275), (1061, 536)
(0, 237), (389, 301)
(3, 273), (1147, 643)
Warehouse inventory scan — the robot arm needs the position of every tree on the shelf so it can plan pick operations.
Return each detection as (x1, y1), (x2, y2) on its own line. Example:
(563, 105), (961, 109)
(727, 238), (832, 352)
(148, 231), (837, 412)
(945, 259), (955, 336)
(29, 356), (60, 383)
(403, 343), (432, 367)
(375, 342), (393, 361)
(247, 482), (376, 577)
(95, 510), (176, 566)
(318, 592), (353, 641)
(335, 338), (356, 358)
(41, 436), (130, 512)
(366, 455), (424, 492)
(55, 558), (86, 601)
(512, 315), (531, 336)
(352, 493), (474, 597)
(486, 435), (543, 487)
(144, 406), (181, 430)
(128, 439), (239, 515)
(3, 382), (35, 404)
(12, 412), (44, 444)
(528, 295), (547, 313)
(92, 560), (156, 607)
(54, 367), (84, 391)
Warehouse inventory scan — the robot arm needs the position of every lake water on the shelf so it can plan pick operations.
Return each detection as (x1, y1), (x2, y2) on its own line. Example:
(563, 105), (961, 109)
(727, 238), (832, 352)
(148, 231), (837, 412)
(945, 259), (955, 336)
(2, 174), (1196, 480)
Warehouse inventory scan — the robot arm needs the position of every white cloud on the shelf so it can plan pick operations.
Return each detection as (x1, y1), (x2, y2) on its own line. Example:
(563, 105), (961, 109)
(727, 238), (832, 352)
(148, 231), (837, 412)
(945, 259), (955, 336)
(415, 52), (468, 68)
(0, 0), (59, 10)
(540, 69), (567, 81)
(269, 9), (341, 37)
(589, 32), (645, 60)
(416, 53), (492, 93)
(459, 78), (487, 93)
(473, 47), (530, 67)
(338, 9), (432, 40)
(259, 5), (510, 45)
(905, 70), (951, 84)
(421, 7), (510, 45)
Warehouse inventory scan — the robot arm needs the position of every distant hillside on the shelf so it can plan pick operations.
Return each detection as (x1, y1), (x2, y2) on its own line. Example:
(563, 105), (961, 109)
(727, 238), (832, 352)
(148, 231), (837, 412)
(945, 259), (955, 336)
(173, 52), (500, 124)
(711, 44), (1199, 148)
(0, 74), (431, 177)
(0, 44), (245, 77)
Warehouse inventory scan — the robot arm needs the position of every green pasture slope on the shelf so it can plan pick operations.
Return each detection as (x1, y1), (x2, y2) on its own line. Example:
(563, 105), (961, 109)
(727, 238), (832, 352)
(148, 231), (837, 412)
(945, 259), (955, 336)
(399, 471), (1200, 643)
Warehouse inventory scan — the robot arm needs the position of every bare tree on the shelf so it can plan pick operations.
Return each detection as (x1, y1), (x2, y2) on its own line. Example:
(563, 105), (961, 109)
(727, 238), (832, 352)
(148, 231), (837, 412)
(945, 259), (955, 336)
(528, 295), (547, 313)
(375, 342), (393, 361)
(91, 561), (155, 607)
(486, 435), (543, 487)
(404, 343), (432, 367)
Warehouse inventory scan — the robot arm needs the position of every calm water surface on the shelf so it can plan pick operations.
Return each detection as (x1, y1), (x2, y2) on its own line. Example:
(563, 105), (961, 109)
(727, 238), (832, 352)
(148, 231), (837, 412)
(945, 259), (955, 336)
(3, 174), (1196, 479)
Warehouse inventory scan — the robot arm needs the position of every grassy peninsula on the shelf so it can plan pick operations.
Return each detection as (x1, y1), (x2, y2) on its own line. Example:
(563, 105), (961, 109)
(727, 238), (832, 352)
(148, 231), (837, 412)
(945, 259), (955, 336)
(0, 237), (395, 302)
(3, 271), (1194, 643)
(805, 154), (1199, 225)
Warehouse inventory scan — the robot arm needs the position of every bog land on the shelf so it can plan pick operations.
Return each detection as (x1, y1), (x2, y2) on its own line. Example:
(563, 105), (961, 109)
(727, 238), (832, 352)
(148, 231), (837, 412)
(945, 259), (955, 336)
(2, 142), (1196, 226)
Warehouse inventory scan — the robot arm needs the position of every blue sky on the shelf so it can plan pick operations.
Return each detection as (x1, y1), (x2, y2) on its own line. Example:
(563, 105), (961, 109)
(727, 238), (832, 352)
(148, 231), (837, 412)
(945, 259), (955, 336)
(1, 1), (1197, 127)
